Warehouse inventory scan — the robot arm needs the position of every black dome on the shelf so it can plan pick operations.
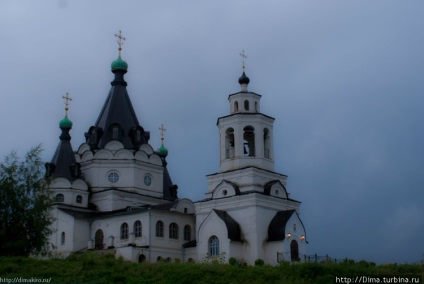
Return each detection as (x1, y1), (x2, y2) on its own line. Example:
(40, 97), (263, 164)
(238, 72), (250, 85)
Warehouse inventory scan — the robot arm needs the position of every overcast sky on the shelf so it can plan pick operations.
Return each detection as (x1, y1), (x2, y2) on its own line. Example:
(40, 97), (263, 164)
(1, 0), (423, 264)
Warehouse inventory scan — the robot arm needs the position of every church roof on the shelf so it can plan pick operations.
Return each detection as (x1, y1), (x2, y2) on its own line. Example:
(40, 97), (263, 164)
(85, 57), (149, 150)
(46, 115), (80, 181)
(213, 209), (242, 241)
(267, 210), (295, 242)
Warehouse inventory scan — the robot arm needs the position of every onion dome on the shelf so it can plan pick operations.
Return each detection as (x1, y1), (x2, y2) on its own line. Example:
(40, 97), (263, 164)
(111, 56), (128, 71)
(157, 144), (168, 157)
(59, 115), (73, 128)
(238, 72), (250, 85)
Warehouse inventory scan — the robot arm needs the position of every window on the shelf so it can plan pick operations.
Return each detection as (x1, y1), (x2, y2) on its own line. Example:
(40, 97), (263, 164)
(56, 194), (64, 203)
(208, 236), (220, 256)
(244, 100), (249, 111)
(61, 232), (65, 245)
(293, 223), (297, 231)
(107, 171), (119, 183)
(243, 126), (255, 157)
(234, 101), (239, 112)
(156, 221), (164, 237)
(144, 175), (152, 186)
(120, 223), (129, 240)
(184, 225), (191, 241)
(112, 127), (119, 139)
(169, 223), (179, 239)
(76, 195), (82, 204)
(225, 128), (235, 159)
(134, 221), (142, 238)
(263, 128), (270, 159)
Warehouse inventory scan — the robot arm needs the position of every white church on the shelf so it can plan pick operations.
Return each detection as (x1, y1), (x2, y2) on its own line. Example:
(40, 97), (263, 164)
(46, 34), (307, 265)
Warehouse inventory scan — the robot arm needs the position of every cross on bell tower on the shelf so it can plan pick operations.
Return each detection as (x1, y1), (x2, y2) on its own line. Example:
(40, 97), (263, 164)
(240, 50), (247, 72)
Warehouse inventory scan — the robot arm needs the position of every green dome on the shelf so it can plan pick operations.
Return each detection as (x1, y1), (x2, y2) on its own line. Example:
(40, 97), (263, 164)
(157, 144), (168, 156)
(59, 115), (73, 128)
(111, 56), (128, 70)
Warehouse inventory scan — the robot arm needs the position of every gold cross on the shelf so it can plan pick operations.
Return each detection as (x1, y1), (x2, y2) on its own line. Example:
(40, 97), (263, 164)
(62, 92), (72, 116)
(240, 50), (247, 72)
(159, 124), (166, 143)
(115, 30), (126, 57)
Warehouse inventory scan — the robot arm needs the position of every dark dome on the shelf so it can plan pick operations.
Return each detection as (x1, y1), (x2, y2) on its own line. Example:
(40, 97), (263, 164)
(238, 72), (250, 85)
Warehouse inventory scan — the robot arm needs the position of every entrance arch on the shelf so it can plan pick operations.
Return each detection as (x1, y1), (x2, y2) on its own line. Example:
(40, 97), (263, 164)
(290, 240), (299, 261)
(138, 254), (146, 263)
(95, 229), (104, 250)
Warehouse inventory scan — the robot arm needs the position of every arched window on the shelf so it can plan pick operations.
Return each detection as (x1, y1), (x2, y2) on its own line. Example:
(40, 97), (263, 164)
(108, 123), (122, 141)
(120, 223), (129, 240)
(225, 128), (235, 159)
(263, 128), (270, 159)
(234, 101), (239, 113)
(184, 225), (191, 241)
(255, 101), (258, 112)
(76, 195), (82, 204)
(156, 221), (164, 237)
(134, 221), (142, 238)
(95, 229), (104, 250)
(56, 194), (64, 203)
(208, 236), (220, 256)
(61, 232), (65, 245)
(244, 100), (249, 111)
(169, 223), (179, 239)
(243, 126), (255, 157)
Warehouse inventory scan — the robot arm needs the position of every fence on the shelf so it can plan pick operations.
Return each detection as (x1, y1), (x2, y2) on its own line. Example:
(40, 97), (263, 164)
(277, 252), (348, 263)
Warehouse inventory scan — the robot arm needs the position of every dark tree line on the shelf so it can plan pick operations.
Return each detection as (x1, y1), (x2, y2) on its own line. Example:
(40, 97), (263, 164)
(0, 145), (54, 256)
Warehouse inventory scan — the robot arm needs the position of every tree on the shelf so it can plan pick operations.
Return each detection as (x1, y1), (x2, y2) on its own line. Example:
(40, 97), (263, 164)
(0, 145), (54, 256)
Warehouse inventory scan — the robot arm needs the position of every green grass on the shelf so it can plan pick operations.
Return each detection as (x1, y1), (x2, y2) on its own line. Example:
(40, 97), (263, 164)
(0, 253), (422, 284)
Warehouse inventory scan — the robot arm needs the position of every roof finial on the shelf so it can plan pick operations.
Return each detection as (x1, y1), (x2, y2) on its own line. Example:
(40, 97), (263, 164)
(62, 92), (72, 116)
(159, 124), (166, 144)
(115, 30), (126, 57)
(240, 50), (247, 72)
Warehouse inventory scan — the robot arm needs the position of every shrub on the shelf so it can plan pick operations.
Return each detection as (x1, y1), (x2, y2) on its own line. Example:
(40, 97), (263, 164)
(229, 257), (237, 266)
(255, 259), (265, 266)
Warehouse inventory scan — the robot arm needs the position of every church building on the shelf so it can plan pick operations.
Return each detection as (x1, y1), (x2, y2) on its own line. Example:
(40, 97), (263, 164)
(46, 33), (307, 265)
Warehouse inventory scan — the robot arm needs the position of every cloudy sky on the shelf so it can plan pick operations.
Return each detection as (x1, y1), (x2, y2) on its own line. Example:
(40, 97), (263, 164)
(1, 0), (423, 264)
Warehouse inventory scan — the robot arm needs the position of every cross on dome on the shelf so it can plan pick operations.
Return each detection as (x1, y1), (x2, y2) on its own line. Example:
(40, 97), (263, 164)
(240, 50), (248, 72)
(62, 92), (72, 116)
(159, 124), (166, 144)
(115, 30), (126, 57)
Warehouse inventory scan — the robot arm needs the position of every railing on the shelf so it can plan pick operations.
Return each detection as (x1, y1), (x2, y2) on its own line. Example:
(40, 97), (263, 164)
(277, 252), (348, 263)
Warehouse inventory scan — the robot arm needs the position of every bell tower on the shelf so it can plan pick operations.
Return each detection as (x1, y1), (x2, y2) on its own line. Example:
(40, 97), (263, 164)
(218, 52), (275, 172)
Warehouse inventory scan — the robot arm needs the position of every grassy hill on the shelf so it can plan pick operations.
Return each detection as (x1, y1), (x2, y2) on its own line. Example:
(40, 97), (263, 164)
(0, 253), (422, 284)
